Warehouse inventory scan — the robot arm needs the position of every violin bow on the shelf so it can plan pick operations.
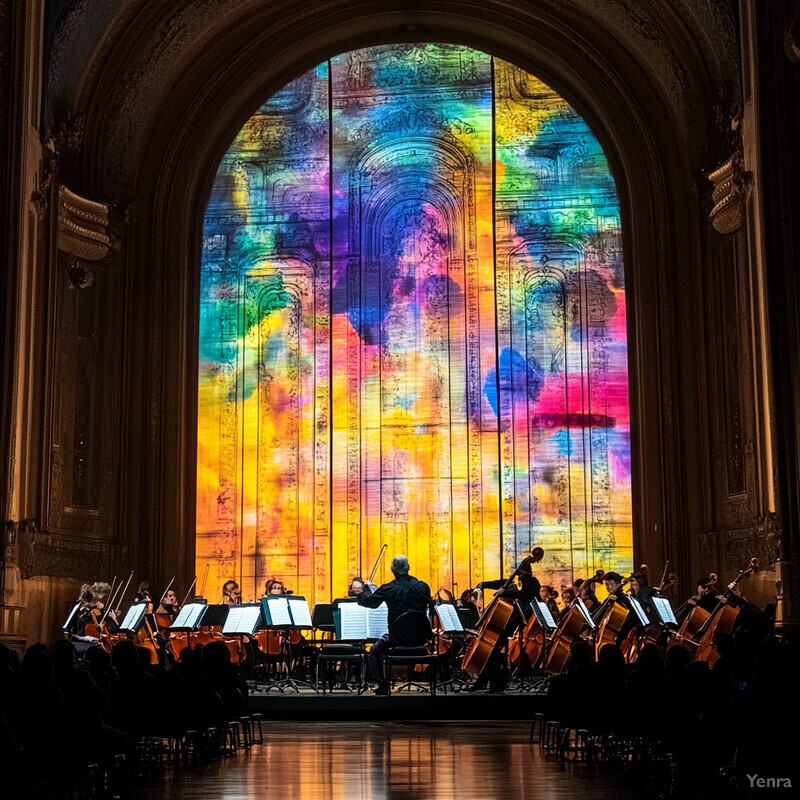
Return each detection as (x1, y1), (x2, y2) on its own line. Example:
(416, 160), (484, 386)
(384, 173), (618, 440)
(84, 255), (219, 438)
(180, 575), (198, 607)
(198, 563), (210, 600)
(367, 544), (388, 585)
(157, 576), (176, 609)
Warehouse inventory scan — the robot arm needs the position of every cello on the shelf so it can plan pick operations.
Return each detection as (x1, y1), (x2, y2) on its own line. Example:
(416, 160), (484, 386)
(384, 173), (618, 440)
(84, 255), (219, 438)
(693, 558), (757, 664)
(461, 548), (544, 679)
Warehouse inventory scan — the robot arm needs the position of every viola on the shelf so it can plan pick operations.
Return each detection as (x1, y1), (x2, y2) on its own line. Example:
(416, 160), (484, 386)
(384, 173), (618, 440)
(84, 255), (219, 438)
(84, 607), (119, 654)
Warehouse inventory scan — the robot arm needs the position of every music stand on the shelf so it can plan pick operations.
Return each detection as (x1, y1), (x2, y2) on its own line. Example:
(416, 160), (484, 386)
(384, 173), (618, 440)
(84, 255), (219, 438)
(260, 596), (314, 693)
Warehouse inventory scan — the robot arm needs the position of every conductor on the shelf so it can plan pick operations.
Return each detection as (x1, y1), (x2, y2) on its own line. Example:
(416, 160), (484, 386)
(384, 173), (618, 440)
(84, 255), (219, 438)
(357, 554), (431, 695)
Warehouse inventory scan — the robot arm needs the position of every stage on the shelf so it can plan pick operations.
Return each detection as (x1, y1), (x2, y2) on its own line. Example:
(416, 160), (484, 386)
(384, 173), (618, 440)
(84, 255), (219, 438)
(248, 686), (548, 721)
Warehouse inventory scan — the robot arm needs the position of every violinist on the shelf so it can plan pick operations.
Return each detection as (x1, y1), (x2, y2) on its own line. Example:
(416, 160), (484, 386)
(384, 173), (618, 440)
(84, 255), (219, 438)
(348, 577), (378, 597)
(156, 589), (181, 622)
(357, 554), (432, 696)
(471, 563), (541, 693)
(133, 582), (154, 611)
(264, 578), (287, 596)
(70, 582), (119, 655)
(222, 580), (241, 605)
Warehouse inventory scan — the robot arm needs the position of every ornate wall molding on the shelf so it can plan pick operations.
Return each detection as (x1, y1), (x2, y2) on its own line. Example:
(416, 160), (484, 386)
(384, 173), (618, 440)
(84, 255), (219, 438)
(709, 148), (746, 234)
(699, 511), (782, 571)
(30, 0), (753, 607)
(56, 183), (111, 287)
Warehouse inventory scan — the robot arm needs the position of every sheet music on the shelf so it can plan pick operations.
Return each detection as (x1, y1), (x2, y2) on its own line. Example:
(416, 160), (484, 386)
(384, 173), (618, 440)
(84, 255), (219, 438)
(120, 603), (147, 632)
(222, 604), (262, 635)
(534, 599), (557, 628)
(627, 596), (650, 626)
(287, 597), (313, 628)
(435, 603), (464, 632)
(575, 597), (596, 628)
(366, 604), (389, 639)
(651, 596), (677, 625)
(265, 596), (293, 626)
(62, 603), (80, 630)
(338, 602), (368, 639)
(172, 602), (207, 629)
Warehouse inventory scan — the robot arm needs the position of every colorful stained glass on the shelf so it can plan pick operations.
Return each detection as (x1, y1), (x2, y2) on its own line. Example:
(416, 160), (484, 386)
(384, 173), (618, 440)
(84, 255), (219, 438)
(198, 45), (632, 604)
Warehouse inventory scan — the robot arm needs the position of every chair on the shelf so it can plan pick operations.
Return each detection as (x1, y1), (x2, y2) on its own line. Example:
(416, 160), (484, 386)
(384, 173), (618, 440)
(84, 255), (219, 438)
(315, 643), (366, 693)
(382, 610), (439, 695)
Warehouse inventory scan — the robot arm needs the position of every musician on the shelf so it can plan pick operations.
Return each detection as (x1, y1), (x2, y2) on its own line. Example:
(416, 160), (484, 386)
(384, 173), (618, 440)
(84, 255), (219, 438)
(560, 587), (576, 608)
(685, 577), (722, 615)
(357, 554), (432, 696)
(69, 582), (119, 655)
(222, 580), (241, 605)
(591, 571), (631, 623)
(348, 577), (378, 597)
(264, 579), (287, 596)
(472, 563), (541, 693)
(574, 576), (599, 610)
(456, 588), (480, 628)
(540, 585), (560, 619)
(156, 589), (181, 621)
(133, 581), (153, 610)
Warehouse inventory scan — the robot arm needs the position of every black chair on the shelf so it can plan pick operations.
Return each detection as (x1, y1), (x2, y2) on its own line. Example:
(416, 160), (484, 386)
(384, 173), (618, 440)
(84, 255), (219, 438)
(382, 610), (439, 695)
(312, 602), (365, 693)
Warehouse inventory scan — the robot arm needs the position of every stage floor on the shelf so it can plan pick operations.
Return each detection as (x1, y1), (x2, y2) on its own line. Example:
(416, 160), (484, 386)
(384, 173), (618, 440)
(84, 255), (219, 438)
(249, 684), (547, 720)
(143, 720), (632, 800)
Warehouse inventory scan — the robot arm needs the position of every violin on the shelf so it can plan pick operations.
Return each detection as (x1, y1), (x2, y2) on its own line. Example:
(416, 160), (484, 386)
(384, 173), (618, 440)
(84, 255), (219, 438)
(461, 548), (544, 679)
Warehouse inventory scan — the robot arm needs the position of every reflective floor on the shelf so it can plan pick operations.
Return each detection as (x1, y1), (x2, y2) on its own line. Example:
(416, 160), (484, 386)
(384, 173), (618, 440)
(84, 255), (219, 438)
(145, 721), (629, 800)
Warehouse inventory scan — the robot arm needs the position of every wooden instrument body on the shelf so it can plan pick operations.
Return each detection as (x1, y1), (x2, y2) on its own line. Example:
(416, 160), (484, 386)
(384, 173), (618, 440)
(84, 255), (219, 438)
(461, 597), (515, 678)
(667, 605), (710, 654)
(507, 615), (544, 669)
(621, 623), (665, 663)
(695, 604), (739, 664)
(166, 626), (245, 662)
(543, 606), (586, 675)
(593, 600), (629, 660)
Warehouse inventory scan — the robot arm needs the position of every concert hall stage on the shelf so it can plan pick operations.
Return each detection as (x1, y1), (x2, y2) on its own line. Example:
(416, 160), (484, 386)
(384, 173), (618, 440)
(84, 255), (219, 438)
(249, 687), (547, 720)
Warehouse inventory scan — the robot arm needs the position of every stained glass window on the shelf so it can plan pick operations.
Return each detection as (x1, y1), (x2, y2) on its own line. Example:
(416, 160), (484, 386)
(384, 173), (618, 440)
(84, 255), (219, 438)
(198, 44), (632, 603)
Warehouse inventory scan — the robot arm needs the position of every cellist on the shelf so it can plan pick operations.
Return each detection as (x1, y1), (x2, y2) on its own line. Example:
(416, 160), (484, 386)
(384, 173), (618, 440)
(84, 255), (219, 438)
(470, 561), (541, 693)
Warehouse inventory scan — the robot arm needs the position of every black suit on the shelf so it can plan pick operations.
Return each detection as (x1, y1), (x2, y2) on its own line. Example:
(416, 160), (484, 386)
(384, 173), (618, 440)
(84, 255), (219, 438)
(357, 572), (432, 687)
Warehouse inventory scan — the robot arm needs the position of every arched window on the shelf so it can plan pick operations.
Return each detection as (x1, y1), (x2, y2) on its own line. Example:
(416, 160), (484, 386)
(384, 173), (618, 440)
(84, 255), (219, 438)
(198, 44), (631, 602)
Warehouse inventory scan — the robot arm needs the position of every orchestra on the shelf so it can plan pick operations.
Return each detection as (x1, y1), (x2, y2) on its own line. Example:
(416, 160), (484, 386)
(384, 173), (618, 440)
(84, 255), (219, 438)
(56, 552), (772, 696)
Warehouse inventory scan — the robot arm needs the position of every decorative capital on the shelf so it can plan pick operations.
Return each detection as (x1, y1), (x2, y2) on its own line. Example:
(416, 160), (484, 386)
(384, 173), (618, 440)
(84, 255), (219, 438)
(708, 148), (745, 235)
(57, 185), (112, 287)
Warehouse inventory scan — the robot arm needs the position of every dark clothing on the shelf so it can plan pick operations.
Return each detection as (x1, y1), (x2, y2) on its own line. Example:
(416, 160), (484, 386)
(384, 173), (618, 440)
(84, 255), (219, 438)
(357, 573), (431, 632)
(358, 573), (431, 689)
(472, 574), (540, 690)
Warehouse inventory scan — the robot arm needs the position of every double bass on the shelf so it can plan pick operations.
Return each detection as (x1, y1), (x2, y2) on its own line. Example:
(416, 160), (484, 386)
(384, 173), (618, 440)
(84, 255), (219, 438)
(461, 548), (544, 679)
